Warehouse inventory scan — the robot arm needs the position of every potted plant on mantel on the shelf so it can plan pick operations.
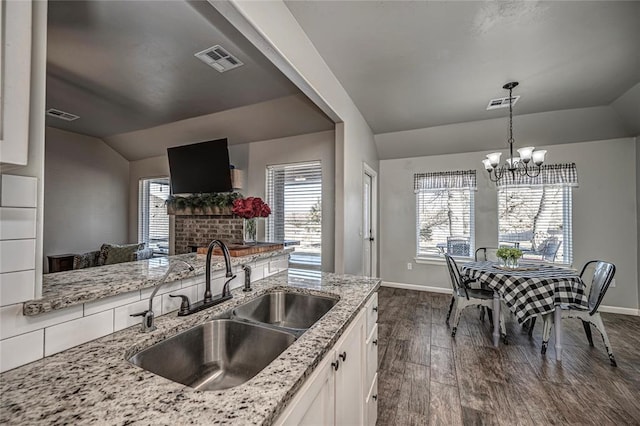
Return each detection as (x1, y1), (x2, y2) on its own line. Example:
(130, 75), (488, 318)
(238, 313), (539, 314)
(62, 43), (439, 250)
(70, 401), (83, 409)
(165, 192), (242, 216)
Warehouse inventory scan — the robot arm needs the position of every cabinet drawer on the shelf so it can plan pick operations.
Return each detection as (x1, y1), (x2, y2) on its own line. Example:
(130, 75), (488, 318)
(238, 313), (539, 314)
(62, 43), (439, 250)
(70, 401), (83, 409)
(365, 373), (378, 426)
(365, 323), (378, 387)
(365, 292), (378, 335)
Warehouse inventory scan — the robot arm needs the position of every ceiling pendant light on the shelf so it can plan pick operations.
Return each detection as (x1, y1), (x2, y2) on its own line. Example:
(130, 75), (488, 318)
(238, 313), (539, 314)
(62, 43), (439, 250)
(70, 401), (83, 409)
(483, 82), (546, 183)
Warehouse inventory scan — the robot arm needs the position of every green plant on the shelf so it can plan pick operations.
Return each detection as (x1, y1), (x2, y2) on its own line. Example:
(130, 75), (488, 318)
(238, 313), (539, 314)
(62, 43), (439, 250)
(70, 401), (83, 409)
(165, 192), (242, 212)
(496, 247), (523, 261)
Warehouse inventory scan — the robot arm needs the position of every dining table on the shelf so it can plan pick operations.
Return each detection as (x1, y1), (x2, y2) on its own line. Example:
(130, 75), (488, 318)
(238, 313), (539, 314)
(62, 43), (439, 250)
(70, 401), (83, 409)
(460, 260), (588, 361)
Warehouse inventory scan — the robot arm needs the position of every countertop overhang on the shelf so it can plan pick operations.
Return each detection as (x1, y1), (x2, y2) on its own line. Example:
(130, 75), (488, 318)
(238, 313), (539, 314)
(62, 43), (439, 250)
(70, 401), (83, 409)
(1, 271), (380, 425)
(24, 249), (293, 316)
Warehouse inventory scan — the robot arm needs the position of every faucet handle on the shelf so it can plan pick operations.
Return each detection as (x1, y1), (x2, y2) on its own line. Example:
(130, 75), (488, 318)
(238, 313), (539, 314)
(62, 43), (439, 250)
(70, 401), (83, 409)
(130, 310), (149, 317)
(169, 294), (191, 315)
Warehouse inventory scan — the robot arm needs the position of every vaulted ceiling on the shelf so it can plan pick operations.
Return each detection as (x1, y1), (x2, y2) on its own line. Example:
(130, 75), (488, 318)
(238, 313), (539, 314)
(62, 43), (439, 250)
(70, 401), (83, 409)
(45, 0), (333, 159)
(285, 0), (640, 158)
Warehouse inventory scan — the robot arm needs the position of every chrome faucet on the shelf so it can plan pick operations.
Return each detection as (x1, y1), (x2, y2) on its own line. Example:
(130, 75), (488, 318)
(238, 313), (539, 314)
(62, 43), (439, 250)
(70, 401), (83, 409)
(131, 259), (195, 332)
(175, 239), (237, 316)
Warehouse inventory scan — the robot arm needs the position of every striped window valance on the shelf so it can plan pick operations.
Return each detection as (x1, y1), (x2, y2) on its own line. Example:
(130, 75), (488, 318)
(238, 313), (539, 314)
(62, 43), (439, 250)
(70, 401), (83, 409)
(496, 163), (578, 187)
(414, 170), (477, 192)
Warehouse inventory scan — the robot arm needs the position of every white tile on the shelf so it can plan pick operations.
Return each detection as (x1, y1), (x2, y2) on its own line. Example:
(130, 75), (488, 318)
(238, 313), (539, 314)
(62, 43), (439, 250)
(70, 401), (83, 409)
(0, 175), (37, 208)
(140, 279), (181, 299)
(0, 303), (83, 340)
(0, 330), (43, 373)
(0, 208), (36, 240)
(161, 285), (198, 315)
(83, 291), (140, 316)
(181, 275), (205, 288)
(0, 270), (35, 306)
(44, 310), (113, 356)
(251, 262), (266, 283)
(0, 239), (35, 273)
(228, 270), (245, 292)
(114, 296), (161, 332)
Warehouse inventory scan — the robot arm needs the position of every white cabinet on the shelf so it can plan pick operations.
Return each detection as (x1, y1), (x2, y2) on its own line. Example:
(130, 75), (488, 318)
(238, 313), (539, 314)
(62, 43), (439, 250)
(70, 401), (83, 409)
(275, 292), (378, 426)
(0, 0), (33, 166)
(334, 309), (364, 425)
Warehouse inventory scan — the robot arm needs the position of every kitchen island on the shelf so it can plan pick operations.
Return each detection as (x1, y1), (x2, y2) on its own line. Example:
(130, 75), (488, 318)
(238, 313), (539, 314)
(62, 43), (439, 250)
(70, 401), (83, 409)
(0, 271), (380, 425)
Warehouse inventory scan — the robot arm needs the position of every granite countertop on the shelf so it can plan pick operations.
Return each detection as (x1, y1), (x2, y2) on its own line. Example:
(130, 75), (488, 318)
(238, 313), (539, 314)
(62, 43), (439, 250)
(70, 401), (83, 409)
(1, 271), (380, 425)
(24, 249), (293, 315)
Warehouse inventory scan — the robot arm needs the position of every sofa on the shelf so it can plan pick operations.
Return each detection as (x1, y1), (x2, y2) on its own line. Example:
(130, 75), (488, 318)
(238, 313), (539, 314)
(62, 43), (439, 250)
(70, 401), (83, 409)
(73, 243), (154, 269)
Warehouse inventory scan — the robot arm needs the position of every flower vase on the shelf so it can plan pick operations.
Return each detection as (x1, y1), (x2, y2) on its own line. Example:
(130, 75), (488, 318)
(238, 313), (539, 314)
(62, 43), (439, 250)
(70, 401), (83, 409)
(243, 218), (257, 245)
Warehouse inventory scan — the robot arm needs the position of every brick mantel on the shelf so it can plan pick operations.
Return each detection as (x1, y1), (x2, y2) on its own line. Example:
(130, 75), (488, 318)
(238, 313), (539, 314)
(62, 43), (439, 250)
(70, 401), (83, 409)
(174, 215), (243, 254)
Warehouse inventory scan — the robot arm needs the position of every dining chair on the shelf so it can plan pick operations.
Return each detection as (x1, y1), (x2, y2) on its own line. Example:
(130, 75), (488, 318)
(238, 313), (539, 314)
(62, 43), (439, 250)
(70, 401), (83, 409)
(444, 254), (506, 342)
(540, 260), (617, 366)
(475, 247), (500, 262)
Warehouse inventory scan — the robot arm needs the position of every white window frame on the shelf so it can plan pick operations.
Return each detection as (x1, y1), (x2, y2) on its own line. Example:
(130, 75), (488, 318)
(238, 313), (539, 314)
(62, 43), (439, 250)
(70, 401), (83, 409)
(415, 187), (475, 262)
(138, 177), (170, 256)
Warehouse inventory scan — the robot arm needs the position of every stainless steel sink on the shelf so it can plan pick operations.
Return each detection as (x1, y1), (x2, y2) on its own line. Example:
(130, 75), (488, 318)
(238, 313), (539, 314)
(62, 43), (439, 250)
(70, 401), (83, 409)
(128, 319), (296, 391)
(231, 290), (338, 330)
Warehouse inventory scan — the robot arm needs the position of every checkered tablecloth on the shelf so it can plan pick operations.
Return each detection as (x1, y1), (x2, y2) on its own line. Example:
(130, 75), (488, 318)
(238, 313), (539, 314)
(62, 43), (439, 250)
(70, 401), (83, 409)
(461, 261), (588, 324)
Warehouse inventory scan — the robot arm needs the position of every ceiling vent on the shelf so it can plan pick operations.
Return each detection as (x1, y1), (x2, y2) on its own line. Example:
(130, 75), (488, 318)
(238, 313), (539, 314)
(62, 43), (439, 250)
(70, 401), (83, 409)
(194, 45), (244, 73)
(46, 108), (80, 121)
(486, 95), (520, 110)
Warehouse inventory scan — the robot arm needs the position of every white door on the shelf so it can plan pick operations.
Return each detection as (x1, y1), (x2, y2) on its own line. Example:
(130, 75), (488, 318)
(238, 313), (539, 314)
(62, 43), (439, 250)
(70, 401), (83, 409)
(362, 165), (377, 277)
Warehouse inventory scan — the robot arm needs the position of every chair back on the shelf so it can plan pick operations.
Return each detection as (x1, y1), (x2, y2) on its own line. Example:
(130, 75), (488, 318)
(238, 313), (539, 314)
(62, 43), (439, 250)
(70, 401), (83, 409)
(580, 260), (616, 315)
(447, 236), (470, 257)
(475, 247), (499, 262)
(444, 254), (469, 299)
(539, 237), (562, 262)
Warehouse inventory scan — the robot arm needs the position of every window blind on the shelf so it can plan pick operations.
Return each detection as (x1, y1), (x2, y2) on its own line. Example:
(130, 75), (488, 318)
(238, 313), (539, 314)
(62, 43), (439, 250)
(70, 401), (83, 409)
(266, 162), (322, 268)
(138, 177), (170, 256)
(415, 170), (476, 258)
(498, 184), (573, 264)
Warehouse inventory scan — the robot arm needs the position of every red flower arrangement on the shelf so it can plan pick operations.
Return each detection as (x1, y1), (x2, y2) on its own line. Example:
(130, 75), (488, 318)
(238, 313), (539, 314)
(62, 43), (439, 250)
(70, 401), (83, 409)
(232, 197), (271, 219)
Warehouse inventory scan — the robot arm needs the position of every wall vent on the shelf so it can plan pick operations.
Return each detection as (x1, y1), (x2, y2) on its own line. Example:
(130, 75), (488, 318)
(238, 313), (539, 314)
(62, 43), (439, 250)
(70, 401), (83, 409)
(194, 45), (244, 73)
(46, 108), (80, 121)
(486, 95), (520, 110)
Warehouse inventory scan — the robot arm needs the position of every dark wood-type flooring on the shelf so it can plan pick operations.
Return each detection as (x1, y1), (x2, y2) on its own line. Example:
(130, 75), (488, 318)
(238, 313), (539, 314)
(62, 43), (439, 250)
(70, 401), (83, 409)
(375, 287), (640, 425)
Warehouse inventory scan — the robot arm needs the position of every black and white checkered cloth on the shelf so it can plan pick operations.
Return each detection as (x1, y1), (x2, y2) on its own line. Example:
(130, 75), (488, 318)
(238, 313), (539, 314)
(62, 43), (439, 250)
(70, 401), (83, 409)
(461, 261), (588, 324)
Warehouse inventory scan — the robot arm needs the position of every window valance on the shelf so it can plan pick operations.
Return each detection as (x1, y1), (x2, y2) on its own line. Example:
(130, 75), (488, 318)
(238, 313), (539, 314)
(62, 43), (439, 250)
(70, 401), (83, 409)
(414, 170), (477, 192)
(495, 163), (578, 187)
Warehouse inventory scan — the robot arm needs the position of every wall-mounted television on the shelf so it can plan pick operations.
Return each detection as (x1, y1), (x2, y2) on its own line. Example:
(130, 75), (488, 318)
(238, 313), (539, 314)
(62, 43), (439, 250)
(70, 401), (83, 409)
(167, 138), (232, 194)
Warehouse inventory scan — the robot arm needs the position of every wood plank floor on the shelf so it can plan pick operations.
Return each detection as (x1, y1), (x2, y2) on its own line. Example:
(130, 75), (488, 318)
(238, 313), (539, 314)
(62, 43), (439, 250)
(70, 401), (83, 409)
(375, 287), (640, 426)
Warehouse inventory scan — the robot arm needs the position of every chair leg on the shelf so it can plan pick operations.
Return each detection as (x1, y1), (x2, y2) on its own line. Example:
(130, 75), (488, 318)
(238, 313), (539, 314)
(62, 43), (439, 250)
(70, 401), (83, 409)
(479, 306), (485, 322)
(582, 320), (594, 346)
(541, 315), (553, 355)
(590, 313), (617, 367)
(451, 299), (464, 338)
(499, 310), (508, 344)
(528, 317), (537, 337)
(446, 296), (455, 324)
(487, 308), (494, 327)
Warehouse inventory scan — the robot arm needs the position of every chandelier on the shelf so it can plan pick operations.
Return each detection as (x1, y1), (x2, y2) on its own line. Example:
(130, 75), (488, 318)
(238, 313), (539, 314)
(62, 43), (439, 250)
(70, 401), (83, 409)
(482, 82), (546, 183)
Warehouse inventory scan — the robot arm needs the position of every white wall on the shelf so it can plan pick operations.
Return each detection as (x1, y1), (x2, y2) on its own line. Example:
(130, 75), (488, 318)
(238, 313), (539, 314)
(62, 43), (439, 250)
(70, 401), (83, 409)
(213, 0), (379, 276)
(246, 130), (335, 272)
(636, 137), (640, 310)
(380, 138), (638, 311)
(44, 128), (129, 270)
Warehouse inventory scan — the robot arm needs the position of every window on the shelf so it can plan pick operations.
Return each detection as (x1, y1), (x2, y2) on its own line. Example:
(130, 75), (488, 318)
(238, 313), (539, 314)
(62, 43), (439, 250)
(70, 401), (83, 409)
(415, 170), (476, 258)
(266, 162), (322, 270)
(138, 177), (170, 256)
(497, 163), (578, 264)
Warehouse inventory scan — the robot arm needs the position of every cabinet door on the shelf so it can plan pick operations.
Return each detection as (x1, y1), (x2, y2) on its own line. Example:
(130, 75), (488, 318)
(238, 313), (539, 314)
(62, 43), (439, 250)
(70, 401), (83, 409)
(275, 352), (335, 426)
(334, 311), (365, 426)
(0, 0), (33, 166)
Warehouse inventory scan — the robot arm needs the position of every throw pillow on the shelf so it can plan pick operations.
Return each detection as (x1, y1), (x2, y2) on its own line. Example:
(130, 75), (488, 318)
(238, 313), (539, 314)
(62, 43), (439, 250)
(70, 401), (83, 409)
(99, 243), (145, 266)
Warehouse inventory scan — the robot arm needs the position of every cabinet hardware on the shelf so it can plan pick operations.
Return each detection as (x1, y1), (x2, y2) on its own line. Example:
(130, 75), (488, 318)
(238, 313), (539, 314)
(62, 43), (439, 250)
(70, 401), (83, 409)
(372, 339), (378, 346)
(372, 306), (378, 312)
(372, 394), (378, 401)
(339, 351), (347, 362)
(331, 360), (340, 371)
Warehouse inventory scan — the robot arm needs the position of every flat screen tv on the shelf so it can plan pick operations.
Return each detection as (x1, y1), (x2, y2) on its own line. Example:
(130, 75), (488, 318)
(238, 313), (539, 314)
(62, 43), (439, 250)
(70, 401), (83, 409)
(167, 138), (232, 194)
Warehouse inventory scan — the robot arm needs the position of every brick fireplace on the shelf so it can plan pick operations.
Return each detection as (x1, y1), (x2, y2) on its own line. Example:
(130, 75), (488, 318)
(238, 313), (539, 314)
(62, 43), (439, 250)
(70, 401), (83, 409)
(174, 215), (243, 254)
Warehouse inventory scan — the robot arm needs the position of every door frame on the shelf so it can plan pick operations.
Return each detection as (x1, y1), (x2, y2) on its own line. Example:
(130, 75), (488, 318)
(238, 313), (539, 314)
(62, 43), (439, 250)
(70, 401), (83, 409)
(362, 162), (378, 277)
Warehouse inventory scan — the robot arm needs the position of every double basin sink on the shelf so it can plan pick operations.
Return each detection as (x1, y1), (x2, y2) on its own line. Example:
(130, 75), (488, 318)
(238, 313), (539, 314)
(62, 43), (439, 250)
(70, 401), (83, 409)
(128, 290), (338, 391)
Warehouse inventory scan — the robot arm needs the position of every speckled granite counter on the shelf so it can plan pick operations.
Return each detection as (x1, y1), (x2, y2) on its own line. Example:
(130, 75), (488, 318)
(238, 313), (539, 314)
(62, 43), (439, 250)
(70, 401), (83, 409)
(24, 249), (293, 315)
(1, 271), (380, 425)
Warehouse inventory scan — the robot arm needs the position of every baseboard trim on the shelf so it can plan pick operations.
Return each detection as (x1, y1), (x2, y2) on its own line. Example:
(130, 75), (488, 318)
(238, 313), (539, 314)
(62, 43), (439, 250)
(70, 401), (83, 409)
(599, 305), (640, 316)
(382, 281), (452, 295)
(382, 282), (639, 316)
